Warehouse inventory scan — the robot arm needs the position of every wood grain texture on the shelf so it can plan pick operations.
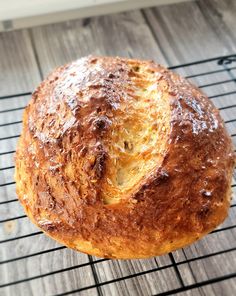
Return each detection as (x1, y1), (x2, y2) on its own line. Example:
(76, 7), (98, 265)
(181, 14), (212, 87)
(197, 0), (236, 52)
(0, 30), (40, 96)
(28, 10), (180, 295)
(0, 9), (173, 296)
(94, 259), (180, 296)
(0, 2), (236, 296)
(167, 62), (236, 295)
(174, 278), (236, 296)
(0, 107), (97, 295)
(143, 0), (231, 65)
(143, 1), (236, 294)
(31, 10), (167, 78)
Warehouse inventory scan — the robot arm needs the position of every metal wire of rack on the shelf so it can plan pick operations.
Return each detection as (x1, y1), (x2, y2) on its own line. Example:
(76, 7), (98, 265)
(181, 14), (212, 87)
(0, 54), (236, 296)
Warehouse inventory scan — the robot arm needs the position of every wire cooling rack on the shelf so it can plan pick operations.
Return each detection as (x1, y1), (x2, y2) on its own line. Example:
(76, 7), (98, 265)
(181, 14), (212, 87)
(0, 55), (236, 296)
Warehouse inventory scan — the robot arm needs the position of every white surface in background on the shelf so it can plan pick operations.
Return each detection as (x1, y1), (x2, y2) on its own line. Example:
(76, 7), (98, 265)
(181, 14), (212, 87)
(0, 0), (193, 21)
(0, 0), (125, 20)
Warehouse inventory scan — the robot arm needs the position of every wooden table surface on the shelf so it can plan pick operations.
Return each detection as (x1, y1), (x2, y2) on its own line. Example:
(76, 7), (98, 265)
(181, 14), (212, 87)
(0, 0), (236, 295)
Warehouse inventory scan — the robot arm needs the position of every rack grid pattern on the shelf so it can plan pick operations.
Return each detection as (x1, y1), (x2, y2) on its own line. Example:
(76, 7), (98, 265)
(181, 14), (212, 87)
(0, 54), (236, 296)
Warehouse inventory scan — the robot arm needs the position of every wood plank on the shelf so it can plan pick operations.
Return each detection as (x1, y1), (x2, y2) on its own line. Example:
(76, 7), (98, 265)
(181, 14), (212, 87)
(94, 259), (180, 296)
(143, 2), (236, 294)
(143, 1), (232, 65)
(0, 25), (97, 296)
(198, 278), (236, 296)
(0, 243), (96, 296)
(29, 10), (178, 295)
(31, 10), (167, 78)
(0, 30), (40, 96)
(198, 0), (236, 52)
(1, 10), (174, 296)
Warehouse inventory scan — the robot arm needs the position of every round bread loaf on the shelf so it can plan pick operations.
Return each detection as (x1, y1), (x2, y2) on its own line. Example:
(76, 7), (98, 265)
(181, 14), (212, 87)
(15, 56), (235, 259)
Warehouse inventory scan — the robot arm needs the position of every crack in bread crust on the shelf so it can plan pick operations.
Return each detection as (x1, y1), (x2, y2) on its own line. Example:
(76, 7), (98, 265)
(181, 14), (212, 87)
(15, 56), (235, 259)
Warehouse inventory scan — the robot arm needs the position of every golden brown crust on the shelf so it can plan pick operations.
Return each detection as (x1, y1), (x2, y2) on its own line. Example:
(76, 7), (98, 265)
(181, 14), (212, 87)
(15, 56), (235, 259)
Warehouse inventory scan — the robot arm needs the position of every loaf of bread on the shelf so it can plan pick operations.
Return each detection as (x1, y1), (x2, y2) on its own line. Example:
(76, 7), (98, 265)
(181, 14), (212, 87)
(15, 56), (235, 259)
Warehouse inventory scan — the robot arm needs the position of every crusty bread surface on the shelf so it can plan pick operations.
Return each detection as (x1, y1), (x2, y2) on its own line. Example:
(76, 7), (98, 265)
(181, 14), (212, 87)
(15, 56), (235, 259)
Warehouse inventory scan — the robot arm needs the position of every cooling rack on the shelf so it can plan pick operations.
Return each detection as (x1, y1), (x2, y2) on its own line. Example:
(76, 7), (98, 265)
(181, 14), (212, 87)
(0, 54), (236, 296)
